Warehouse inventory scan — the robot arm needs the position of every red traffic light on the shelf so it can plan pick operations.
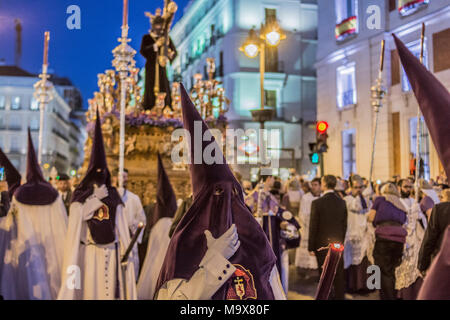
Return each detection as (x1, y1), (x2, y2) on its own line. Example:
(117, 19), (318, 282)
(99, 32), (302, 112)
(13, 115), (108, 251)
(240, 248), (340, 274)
(316, 121), (329, 133)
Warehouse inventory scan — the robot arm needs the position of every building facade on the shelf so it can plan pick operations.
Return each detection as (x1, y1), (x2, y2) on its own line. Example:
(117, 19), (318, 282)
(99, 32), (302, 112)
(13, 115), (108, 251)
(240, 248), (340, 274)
(316, 0), (450, 181)
(0, 66), (87, 176)
(170, 0), (319, 180)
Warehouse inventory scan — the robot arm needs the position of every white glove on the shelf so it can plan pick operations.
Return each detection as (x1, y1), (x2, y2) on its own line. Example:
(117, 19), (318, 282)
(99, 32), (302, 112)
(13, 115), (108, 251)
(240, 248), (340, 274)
(93, 184), (108, 200)
(204, 224), (240, 260)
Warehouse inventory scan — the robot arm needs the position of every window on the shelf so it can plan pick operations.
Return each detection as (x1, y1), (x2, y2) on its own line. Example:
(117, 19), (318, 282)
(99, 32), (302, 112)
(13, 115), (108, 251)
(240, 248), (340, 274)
(391, 49), (400, 85)
(9, 115), (21, 130)
(410, 117), (430, 180)
(11, 96), (21, 110)
(30, 117), (39, 131)
(342, 129), (356, 179)
(336, 63), (357, 108)
(402, 39), (428, 92)
(10, 136), (20, 152)
(264, 90), (277, 108)
(0, 96), (5, 109)
(31, 97), (39, 110)
(335, 0), (358, 41)
(389, 0), (397, 11)
(433, 28), (450, 73)
(265, 8), (277, 23)
(398, 0), (429, 16)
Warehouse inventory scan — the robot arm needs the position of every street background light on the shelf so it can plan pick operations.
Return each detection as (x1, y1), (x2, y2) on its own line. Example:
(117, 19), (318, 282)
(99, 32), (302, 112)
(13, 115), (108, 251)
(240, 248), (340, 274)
(239, 17), (285, 172)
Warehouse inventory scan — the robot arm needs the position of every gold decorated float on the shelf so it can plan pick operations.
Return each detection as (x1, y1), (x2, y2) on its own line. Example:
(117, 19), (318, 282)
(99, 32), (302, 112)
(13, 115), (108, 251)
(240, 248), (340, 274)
(81, 1), (230, 206)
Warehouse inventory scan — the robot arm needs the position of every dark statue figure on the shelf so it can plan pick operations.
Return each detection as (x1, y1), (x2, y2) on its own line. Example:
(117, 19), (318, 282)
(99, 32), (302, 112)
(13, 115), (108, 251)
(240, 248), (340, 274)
(141, 6), (178, 110)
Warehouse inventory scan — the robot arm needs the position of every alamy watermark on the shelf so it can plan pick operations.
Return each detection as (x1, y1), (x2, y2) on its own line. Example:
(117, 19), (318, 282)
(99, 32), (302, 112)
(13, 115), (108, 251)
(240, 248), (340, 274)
(66, 5), (81, 30)
(171, 121), (280, 175)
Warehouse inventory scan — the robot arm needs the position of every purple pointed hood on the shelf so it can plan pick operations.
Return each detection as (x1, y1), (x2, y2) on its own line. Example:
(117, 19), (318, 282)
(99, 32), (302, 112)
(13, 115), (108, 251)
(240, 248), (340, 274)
(71, 109), (121, 207)
(14, 129), (58, 205)
(155, 84), (277, 300)
(417, 226), (450, 300)
(393, 34), (450, 179)
(0, 148), (21, 199)
(179, 84), (242, 198)
(147, 153), (178, 231)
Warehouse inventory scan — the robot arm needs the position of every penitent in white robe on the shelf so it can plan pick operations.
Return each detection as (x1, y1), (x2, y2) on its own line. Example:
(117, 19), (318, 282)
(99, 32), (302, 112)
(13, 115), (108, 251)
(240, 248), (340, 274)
(57, 200), (137, 300)
(295, 192), (318, 269)
(137, 217), (172, 299)
(0, 196), (67, 299)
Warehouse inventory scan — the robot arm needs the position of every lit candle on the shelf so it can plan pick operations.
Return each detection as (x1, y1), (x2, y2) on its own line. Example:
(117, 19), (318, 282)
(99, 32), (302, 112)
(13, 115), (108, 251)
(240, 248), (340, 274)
(123, 0), (129, 27)
(43, 31), (50, 66)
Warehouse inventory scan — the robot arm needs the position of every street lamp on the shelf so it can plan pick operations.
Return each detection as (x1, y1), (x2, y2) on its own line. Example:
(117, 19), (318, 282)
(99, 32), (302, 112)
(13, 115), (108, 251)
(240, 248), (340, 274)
(239, 20), (285, 129)
(239, 19), (285, 169)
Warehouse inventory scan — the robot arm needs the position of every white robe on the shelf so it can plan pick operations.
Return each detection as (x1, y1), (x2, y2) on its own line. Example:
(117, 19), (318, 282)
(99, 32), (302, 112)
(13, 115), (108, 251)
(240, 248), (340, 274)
(395, 198), (426, 291)
(343, 194), (373, 269)
(121, 189), (146, 277)
(57, 199), (137, 300)
(295, 192), (318, 269)
(0, 196), (67, 299)
(137, 217), (172, 299)
(155, 250), (286, 300)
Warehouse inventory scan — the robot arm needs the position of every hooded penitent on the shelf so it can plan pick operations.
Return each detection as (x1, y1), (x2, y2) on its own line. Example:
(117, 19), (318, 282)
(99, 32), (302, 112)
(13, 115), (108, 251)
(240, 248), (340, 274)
(0, 148), (21, 199)
(71, 109), (122, 244)
(147, 153), (177, 231)
(13, 129), (58, 205)
(393, 33), (450, 300)
(155, 84), (277, 300)
(417, 226), (450, 300)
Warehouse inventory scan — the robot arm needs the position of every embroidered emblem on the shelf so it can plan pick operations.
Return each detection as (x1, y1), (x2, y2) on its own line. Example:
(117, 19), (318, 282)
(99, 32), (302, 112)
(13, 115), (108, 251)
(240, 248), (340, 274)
(226, 264), (257, 300)
(93, 205), (109, 221)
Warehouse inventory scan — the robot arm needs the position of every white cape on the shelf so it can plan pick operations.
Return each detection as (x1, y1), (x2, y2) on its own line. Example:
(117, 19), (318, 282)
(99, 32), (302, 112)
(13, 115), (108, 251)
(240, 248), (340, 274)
(295, 192), (318, 269)
(0, 196), (67, 299)
(137, 217), (172, 300)
(58, 202), (137, 300)
(343, 195), (373, 269)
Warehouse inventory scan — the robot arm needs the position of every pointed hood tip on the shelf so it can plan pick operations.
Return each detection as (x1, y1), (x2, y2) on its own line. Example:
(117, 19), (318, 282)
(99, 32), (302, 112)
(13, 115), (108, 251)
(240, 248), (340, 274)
(151, 152), (177, 229)
(179, 82), (240, 196)
(14, 129), (58, 205)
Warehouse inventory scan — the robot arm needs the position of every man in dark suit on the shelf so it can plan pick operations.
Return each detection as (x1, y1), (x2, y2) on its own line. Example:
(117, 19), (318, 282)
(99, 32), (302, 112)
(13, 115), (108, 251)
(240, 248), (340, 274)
(308, 175), (348, 299)
(56, 173), (72, 215)
(418, 192), (450, 274)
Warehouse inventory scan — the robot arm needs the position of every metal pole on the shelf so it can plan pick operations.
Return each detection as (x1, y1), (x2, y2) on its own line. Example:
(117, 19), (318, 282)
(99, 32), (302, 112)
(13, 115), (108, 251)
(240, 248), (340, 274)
(260, 42), (265, 111)
(112, 0), (136, 190)
(415, 23), (426, 202)
(369, 40), (386, 186)
(34, 57), (53, 164)
(118, 76), (127, 189)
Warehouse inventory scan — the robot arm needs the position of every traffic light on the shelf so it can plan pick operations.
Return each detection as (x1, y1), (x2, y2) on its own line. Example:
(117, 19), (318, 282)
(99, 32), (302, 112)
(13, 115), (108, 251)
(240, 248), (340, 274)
(316, 121), (329, 153)
(316, 121), (328, 134)
(309, 152), (320, 164)
(308, 143), (319, 165)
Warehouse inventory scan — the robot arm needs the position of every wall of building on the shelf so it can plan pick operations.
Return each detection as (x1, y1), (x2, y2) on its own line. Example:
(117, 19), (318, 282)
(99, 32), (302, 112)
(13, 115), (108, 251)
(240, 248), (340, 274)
(0, 72), (86, 176)
(316, 0), (450, 181)
(171, 0), (319, 179)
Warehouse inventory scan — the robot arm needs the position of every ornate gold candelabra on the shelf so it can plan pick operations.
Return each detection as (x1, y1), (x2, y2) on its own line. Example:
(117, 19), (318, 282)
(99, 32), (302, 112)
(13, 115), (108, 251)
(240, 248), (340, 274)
(189, 58), (229, 119)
